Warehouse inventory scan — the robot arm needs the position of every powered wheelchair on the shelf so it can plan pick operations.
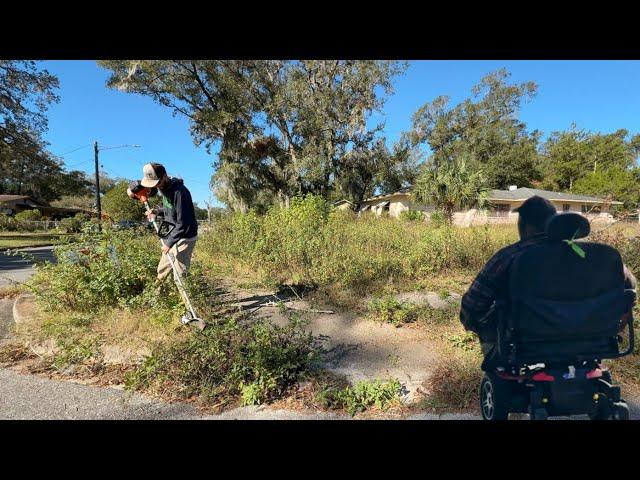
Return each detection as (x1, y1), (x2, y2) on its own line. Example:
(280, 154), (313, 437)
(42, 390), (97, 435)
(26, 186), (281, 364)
(478, 212), (635, 420)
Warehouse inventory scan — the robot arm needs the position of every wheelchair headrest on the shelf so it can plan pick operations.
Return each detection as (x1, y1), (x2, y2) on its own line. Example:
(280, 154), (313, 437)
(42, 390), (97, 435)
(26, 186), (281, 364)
(544, 212), (590, 241)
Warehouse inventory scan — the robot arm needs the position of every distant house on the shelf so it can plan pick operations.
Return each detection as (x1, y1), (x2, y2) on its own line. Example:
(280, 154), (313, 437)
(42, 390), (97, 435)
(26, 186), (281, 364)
(485, 186), (622, 221)
(333, 199), (356, 211)
(356, 186), (621, 225)
(0, 195), (49, 215)
(0, 194), (95, 220)
(357, 187), (414, 217)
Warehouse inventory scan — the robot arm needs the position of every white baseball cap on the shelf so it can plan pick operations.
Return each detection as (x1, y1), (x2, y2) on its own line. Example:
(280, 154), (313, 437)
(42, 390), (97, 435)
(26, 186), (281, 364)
(140, 163), (166, 188)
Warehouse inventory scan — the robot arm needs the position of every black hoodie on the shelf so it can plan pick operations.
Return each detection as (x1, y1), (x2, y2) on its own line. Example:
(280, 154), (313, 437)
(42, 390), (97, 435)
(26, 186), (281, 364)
(154, 178), (198, 249)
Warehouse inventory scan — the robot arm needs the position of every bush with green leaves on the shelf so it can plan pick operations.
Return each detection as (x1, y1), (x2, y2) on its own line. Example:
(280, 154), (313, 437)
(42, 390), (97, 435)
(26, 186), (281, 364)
(14, 209), (42, 221)
(367, 295), (421, 327)
(101, 180), (146, 222)
(57, 212), (91, 233)
(446, 331), (478, 352)
(0, 213), (17, 231)
(12, 209), (42, 231)
(27, 228), (182, 313)
(428, 210), (447, 228)
(125, 316), (319, 406)
(399, 210), (424, 222)
(316, 378), (402, 416)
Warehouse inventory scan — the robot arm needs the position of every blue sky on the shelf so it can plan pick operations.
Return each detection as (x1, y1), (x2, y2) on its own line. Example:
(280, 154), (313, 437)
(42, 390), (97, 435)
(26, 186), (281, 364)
(39, 60), (640, 206)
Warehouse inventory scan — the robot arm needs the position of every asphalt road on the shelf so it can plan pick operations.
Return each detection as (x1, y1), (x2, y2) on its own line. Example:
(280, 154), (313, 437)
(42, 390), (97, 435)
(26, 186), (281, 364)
(0, 246), (55, 287)
(0, 365), (480, 420)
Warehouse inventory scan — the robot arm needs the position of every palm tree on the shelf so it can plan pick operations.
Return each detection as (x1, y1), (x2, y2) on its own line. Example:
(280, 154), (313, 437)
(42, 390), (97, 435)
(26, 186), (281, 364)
(412, 156), (489, 224)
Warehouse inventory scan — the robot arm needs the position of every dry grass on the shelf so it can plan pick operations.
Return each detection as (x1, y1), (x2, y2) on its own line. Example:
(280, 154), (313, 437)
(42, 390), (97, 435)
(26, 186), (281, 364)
(7, 296), (185, 382)
(421, 350), (482, 412)
(0, 284), (25, 299)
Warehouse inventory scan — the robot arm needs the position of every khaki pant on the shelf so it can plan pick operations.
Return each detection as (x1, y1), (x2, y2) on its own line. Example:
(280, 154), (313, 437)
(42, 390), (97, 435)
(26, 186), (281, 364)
(157, 237), (197, 283)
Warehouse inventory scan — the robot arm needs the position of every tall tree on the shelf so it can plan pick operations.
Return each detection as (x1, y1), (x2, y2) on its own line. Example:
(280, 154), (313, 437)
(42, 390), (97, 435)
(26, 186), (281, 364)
(98, 60), (409, 210)
(539, 125), (639, 192)
(406, 69), (541, 189)
(0, 61), (89, 202)
(0, 60), (59, 145)
(101, 180), (145, 222)
(572, 167), (640, 212)
(1, 60), (59, 184)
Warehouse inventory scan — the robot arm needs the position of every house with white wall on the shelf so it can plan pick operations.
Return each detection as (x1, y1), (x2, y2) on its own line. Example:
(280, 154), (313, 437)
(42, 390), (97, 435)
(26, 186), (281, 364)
(356, 186), (622, 225)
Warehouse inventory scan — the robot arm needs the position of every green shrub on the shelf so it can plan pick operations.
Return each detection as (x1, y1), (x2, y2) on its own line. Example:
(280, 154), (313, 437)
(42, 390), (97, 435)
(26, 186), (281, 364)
(0, 213), (17, 231)
(399, 210), (424, 222)
(102, 180), (146, 222)
(428, 210), (447, 228)
(446, 331), (478, 352)
(125, 317), (319, 406)
(367, 295), (421, 327)
(57, 212), (91, 233)
(317, 378), (402, 416)
(13, 209), (42, 231)
(27, 229), (182, 313)
(14, 209), (42, 222)
(58, 217), (82, 233)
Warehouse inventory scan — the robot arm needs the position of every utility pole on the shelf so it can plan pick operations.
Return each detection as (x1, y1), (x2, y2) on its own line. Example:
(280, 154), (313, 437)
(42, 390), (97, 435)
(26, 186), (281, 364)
(94, 141), (102, 230)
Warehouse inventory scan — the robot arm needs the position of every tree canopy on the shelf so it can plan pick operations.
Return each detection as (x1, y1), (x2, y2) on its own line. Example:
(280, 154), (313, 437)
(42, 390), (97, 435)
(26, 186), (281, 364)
(406, 69), (541, 190)
(99, 60), (417, 211)
(538, 126), (640, 191)
(101, 180), (146, 222)
(0, 61), (92, 202)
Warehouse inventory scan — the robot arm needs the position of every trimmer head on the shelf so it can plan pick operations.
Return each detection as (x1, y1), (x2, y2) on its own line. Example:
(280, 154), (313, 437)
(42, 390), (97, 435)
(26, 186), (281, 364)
(180, 315), (207, 331)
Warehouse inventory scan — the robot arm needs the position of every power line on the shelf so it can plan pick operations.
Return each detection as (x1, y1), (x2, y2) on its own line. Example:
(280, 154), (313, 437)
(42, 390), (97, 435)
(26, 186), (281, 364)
(65, 158), (92, 169)
(56, 144), (92, 157)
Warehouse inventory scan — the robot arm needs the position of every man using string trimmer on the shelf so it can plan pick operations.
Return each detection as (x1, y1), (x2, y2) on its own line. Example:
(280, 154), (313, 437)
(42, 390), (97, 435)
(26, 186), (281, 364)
(127, 162), (206, 330)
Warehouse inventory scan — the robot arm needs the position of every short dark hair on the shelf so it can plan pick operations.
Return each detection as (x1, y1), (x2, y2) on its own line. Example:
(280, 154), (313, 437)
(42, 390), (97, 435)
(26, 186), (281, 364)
(513, 196), (557, 231)
(149, 163), (167, 179)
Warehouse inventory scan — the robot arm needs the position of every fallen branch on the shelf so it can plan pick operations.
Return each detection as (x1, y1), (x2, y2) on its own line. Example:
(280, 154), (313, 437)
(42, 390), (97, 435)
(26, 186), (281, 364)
(263, 301), (334, 314)
(226, 300), (335, 314)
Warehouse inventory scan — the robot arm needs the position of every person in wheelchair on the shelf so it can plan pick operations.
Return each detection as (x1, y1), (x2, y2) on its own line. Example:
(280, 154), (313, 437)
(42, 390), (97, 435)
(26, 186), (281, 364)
(460, 196), (636, 420)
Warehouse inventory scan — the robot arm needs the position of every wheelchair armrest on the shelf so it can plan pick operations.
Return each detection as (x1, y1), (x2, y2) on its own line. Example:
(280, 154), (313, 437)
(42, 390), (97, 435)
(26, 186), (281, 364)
(624, 288), (636, 311)
(610, 289), (635, 358)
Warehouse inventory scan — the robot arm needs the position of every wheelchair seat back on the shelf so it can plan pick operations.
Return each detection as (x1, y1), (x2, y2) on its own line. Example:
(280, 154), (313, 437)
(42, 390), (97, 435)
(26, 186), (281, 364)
(506, 213), (629, 365)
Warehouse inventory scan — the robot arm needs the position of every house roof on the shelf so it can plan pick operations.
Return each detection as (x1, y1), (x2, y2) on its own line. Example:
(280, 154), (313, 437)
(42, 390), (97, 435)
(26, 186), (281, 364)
(361, 186), (622, 205)
(333, 199), (355, 206)
(488, 187), (623, 205)
(0, 195), (49, 206)
(360, 187), (412, 203)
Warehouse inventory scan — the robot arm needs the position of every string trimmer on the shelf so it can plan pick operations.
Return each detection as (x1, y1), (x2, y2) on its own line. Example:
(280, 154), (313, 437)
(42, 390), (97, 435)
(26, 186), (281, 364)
(128, 181), (207, 331)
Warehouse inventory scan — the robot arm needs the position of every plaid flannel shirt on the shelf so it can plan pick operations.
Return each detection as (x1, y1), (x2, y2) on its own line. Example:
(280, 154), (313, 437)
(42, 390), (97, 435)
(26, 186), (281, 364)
(460, 233), (548, 333)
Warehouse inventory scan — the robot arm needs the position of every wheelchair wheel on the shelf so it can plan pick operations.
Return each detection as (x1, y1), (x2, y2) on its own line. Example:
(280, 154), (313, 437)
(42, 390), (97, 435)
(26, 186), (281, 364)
(480, 374), (510, 420)
(612, 402), (629, 420)
(589, 400), (629, 420)
(589, 400), (612, 420)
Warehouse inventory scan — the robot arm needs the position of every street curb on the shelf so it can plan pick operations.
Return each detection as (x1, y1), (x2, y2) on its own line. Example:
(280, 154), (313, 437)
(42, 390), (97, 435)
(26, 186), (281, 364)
(1, 244), (56, 253)
(12, 293), (36, 325)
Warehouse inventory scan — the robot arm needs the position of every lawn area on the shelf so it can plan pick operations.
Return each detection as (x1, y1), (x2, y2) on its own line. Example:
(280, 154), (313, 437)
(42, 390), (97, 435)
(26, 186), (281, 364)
(0, 232), (68, 249)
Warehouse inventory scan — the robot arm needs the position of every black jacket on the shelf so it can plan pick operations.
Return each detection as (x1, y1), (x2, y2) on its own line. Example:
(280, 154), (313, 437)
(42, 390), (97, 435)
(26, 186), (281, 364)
(153, 178), (198, 249)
